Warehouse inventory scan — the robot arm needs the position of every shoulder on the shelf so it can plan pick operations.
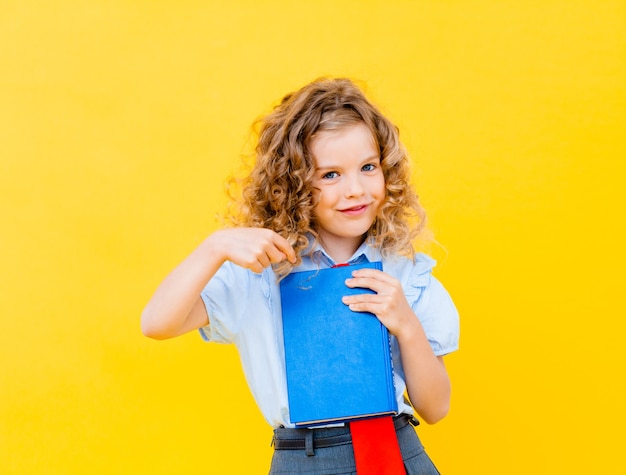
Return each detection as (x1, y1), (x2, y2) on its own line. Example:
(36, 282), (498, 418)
(381, 252), (436, 286)
(382, 252), (455, 310)
(388, 254), (459, 356)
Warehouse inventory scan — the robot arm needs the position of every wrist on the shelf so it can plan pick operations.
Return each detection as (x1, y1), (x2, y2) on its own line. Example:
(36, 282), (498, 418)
(200, 231), (229, 266)
(394, 315), (424, 346)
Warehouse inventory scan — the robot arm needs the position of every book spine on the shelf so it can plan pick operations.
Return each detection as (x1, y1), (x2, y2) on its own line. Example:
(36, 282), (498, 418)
(383, 328), (398, 412)
(375, 261), (398, 413)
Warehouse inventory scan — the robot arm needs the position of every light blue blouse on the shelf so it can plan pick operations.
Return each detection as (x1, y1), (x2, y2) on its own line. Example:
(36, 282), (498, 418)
(199, 241), (459, 428)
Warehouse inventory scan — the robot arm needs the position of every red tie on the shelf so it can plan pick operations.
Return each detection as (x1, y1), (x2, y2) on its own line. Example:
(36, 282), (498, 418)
(350, 416), (405, 474)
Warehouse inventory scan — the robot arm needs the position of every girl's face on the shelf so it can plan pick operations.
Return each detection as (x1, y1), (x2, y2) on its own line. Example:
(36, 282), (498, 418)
(310, 122), (385, 261)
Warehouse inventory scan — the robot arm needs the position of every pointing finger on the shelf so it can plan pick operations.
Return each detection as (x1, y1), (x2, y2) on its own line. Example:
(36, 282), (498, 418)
(272, 233), (297, 263)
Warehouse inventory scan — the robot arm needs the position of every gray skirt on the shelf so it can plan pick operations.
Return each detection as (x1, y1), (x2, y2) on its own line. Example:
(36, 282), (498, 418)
(269, 415), (440, 475)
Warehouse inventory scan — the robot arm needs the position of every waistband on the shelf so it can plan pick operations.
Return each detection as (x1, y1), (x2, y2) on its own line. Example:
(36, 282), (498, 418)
(272, 414), (419, 451)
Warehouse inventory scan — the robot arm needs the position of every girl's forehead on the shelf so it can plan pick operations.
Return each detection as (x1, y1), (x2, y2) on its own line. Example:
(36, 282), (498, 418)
(311, 123), (375, 146)
(310, 123), (378, 165)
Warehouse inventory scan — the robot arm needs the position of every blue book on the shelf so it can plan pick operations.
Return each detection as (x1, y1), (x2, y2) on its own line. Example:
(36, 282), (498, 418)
(280, 261), (397, 427)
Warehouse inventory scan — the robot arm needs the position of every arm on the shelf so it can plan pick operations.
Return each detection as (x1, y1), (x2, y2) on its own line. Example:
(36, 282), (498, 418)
(394, 322), (451, 424)
(342, 269), (451, 424)
(141, 227), (296, 340)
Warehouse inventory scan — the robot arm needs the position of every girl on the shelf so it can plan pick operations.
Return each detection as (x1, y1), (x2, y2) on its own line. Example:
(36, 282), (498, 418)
(141, 77), (459, 474)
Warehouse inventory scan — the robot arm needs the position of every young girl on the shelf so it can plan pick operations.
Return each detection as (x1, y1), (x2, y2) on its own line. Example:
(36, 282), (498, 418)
(141, 77), (459, 474)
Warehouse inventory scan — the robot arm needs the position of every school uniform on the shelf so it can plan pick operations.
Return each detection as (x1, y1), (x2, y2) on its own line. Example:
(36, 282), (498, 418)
(199, 240), (459, 473)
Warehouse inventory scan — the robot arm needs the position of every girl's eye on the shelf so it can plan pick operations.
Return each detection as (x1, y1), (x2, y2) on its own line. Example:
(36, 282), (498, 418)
(362, 163), (377, 172)
(322, 171), (339, 179)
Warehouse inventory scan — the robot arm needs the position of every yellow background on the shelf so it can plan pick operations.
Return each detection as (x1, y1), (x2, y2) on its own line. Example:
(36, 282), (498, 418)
(2, 1), (625, 473)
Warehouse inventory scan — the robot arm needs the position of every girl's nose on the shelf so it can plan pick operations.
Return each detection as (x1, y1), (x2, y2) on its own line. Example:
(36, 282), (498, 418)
(344, 173), (365, 198)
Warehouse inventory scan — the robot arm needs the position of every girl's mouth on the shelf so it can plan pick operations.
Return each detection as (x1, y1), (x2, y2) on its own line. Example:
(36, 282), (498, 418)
(339, 204), (369, 216)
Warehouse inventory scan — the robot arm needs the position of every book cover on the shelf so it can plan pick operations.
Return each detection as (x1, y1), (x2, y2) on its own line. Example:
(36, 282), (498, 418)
(280, 261), (397, 427)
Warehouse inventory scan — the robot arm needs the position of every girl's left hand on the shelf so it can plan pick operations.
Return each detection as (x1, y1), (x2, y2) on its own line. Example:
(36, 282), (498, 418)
(342, 268), (415, 338)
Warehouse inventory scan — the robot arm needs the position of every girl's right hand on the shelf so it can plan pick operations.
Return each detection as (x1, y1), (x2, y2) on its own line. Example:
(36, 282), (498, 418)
(141, 227), (297, 339)
(209, 227), (297, 273)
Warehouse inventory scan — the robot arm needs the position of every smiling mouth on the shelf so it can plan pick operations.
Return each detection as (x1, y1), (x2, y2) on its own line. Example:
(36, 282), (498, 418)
(339, 204), (369, 215)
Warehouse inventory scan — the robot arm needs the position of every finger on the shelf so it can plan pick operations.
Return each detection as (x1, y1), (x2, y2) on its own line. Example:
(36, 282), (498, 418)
(248, 261), (265, 274)
(345, 302), (370, 313)
(350, 268), (393, 282)
(342, 293), (383, 306)
(342, 298), (383, 315)
(255, 252), (271, 270)
(272, 233), (297, 263)
(265, 246), (288, 264)
(347, 270), (399, 291)
(345, 276), (389, 294)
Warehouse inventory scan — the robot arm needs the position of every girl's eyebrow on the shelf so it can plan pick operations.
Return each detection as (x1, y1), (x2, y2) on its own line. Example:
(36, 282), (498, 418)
(315, 154), (381, 171)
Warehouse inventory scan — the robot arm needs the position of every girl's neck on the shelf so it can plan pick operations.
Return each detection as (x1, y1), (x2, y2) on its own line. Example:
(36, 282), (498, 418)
(318, 234), (366, 264)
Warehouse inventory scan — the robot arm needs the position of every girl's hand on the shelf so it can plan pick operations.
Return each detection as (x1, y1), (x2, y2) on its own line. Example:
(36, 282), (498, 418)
(209, 228), (297, 273)
(342, 268), (418, 338)
(343, 268), (452, 424)
(141, 227), (295, 340)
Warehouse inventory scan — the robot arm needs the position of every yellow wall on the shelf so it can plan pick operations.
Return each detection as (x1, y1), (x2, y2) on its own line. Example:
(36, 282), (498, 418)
(2, 1), (625, 473)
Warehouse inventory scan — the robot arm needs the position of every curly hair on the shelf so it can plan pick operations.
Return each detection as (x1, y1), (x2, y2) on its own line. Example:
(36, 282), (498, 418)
(230, 77), (427, 276)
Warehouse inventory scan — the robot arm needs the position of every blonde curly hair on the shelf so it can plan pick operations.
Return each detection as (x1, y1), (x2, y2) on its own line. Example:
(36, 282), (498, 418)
(230, 77), (426, 276)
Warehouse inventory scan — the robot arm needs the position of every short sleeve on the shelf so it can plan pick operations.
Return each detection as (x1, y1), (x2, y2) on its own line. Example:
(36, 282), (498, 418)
(405, 255), (460, 356)
(198, 262), (251, 344)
